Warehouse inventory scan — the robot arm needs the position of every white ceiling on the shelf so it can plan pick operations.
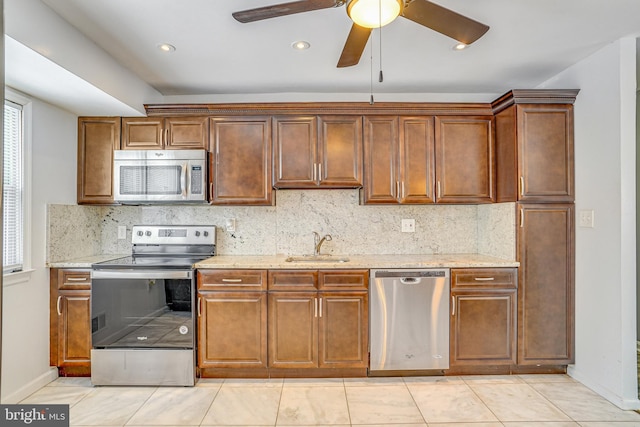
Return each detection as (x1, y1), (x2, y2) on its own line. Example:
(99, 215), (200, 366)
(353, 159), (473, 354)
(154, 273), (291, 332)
(5, 0), (640, 115)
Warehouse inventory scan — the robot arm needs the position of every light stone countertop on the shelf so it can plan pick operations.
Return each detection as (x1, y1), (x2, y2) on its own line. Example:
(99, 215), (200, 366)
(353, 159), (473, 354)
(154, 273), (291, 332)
(47, 254), (129, 269)
(47, 253), (518, 269)
(194, 254), (519, 269)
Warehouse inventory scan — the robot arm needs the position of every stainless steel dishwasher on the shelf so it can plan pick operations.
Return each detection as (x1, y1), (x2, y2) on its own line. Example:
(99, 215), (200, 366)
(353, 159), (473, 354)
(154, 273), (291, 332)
(369, 269), (450, 374)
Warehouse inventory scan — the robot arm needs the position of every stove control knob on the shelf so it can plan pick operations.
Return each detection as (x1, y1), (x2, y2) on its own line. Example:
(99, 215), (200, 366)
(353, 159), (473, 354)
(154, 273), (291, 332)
(137, 231), (143, 237)
(195, 231), (201, 237)
(203, 231), (209, 237)
(145, 231), (152, 236)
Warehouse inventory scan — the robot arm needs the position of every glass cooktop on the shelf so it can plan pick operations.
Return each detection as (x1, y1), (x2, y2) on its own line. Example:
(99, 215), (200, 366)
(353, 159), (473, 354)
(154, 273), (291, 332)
(92, 255), (209, 269)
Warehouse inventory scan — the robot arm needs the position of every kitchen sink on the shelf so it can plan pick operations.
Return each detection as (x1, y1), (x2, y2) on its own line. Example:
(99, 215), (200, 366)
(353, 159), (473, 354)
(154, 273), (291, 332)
(285, 255), (350, 263)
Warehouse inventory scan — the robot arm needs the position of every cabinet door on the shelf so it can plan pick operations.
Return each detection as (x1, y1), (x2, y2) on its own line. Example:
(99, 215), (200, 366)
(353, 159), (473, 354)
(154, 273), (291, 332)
(268, 292), (318, 368)
(435, 116), (495, 203)
(450, 291), (516, 366)
(57, 291), (92, 368)
(210, 117), (272, 205)
(517, 204), (574, 365)
(198, 291), (267, 369)
(399, 116), (435, 203)
(318, 115), (363, 188)
(121, 117), (164, 149)
(517, 105), (574, 202)
(362, 116), (399, 204)
(273, 116), (317, 188)
(77, 117), (120, 204)
(165, 116), (208, 149)
(318, 292), (368, 368)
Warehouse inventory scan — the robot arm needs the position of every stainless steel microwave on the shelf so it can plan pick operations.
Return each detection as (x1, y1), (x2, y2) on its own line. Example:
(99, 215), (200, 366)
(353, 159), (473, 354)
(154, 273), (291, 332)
(113, 149), (207, 203)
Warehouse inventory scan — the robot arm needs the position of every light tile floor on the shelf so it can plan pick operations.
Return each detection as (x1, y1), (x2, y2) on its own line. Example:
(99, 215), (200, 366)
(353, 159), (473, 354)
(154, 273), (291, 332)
(19, 374), (640, 426)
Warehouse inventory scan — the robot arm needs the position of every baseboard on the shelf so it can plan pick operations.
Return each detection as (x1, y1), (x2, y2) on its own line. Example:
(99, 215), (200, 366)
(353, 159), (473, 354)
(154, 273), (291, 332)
(1, 367), (58, 404)
(568, 365), (640, 410)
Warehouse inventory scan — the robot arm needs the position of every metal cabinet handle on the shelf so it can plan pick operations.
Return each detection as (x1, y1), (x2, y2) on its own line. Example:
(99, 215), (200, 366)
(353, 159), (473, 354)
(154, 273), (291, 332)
(451, 295), (455, 316)
(437, 181), (441, 198)
(314, 298), (318, 318)
(222, 278), (242, 283)
(313, 163), (317, 181)
(67, 277), (87, 282)
(474, 277), (495, 281)
(519, 176), (525, 197)
(197, 297), (202, 317)
(319, 297), (323, 318)
(520, 208), (524, 228)
(318, 163), (322, 182)
(209, 182), (213, 200)
(56, 296), (62, 316)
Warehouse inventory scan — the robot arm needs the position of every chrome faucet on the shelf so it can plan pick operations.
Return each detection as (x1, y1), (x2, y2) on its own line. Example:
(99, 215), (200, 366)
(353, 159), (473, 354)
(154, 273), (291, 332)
(313, 232), (332, 256)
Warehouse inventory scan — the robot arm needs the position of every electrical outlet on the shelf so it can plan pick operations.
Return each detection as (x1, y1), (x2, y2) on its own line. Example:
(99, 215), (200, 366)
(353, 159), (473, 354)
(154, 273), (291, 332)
(578, 209), (594, 228)
(401, 218), (415, 233)
(225, 218), (236, 232)
(117, 226), (127, 239)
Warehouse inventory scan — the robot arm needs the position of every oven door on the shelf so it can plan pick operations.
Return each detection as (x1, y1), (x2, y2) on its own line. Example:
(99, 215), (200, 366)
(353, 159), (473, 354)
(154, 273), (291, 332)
(91, 269), (195, 350)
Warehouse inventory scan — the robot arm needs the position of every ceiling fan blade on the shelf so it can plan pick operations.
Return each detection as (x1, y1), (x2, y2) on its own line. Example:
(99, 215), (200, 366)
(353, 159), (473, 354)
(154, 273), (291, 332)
(337, 24), (372, 68)
(233, 0), (340, 23)
(402, 0), (489, 45)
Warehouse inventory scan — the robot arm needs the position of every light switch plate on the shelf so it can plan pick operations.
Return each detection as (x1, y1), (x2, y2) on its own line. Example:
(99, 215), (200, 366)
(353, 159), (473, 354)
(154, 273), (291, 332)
(578, 210), (595, 228)
(401, 218), (415, 233)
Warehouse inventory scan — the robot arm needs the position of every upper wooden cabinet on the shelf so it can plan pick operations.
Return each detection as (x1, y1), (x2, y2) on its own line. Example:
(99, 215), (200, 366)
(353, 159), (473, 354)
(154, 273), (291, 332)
(273, 115), (363, 188)
(493, 90), (578, 202)
(122, 116), (208, 150)
(77, 117), (120, 205)
(362, 115), (494, 204)
(435, 116), (495, 203)
(210, 116), (273, 205)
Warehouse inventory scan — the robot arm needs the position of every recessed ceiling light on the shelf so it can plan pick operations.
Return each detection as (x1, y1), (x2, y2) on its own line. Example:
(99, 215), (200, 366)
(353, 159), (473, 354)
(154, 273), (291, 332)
(157, 43), (176, 53)
(453, 43), (467, 51)
(292, 41), (311, 50)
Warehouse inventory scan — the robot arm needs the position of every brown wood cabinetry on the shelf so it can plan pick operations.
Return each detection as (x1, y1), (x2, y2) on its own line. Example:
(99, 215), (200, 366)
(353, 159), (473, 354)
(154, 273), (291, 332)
(122, 116), (208, 150)
(362, 116), (435, 204)
(450, 268), (517, 370)
(267, 270), (368, 376)
(77, 117), (120, 204)
(362, 115), (494, 204)
(210, 117), (272, 205)
(435, 116), (495, 203)
(50, 269), (92, 376)
(493, 91), (577, 203)
(517, 204), (574, 365)
(197, 270), (268, 377)
(273, 115), (363, 188)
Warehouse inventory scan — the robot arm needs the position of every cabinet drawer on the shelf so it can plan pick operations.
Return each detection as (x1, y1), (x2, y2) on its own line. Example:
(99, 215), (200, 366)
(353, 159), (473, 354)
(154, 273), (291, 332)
(318, 270), (369, 291)
(451, 268), (517, 290)
(58, 270), (91, 290)
(268, 270), (318, 291)
(198, 269), (267, 291)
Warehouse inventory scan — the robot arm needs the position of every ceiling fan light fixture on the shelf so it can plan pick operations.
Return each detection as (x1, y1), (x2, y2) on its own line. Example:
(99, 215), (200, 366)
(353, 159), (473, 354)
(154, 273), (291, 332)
(347, 0), (403, 29)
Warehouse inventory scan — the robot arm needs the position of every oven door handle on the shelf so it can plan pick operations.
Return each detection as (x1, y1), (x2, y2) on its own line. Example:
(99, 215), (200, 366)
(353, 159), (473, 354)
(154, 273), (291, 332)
(91, 269), (193, 280)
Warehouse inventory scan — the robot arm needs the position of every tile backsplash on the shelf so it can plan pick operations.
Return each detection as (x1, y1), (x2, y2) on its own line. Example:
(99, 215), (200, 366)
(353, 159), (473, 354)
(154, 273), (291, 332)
(47, 190), (515, 263)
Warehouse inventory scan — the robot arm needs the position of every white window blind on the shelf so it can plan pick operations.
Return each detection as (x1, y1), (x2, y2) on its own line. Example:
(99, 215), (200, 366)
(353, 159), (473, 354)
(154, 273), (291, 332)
(3, 100), (24, 273)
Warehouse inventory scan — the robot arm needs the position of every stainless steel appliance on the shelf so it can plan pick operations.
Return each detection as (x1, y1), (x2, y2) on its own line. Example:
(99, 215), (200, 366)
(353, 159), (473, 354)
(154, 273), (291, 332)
(90, 225), (215, 386)
(369, 269), (450, 374)
(113, 149), (207, 203)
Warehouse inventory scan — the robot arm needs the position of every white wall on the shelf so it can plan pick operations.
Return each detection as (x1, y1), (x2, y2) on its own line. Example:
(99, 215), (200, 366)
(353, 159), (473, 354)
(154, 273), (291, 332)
(539, 38), (639, 409)
(1, 92), (77, 403)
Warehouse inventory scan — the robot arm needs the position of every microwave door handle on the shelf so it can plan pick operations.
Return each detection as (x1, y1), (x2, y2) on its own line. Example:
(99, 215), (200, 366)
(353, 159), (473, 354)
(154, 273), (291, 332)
(181, 163), (188, 199)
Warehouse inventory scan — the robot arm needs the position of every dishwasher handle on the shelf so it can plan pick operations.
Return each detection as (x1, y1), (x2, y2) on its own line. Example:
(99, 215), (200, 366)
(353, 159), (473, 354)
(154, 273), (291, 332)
(400, 277), (420, 284)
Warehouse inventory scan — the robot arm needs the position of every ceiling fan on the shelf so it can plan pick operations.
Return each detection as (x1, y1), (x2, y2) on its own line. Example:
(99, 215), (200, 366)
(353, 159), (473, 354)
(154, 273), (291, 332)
(232, 0), (489, 68)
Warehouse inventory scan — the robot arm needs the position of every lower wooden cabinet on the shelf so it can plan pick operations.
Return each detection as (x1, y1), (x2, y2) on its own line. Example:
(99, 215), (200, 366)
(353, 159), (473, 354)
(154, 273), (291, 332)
(267, 270), (369, 375)
(450, 268), (517, 369)
(197, 270), (268, 376)
(50, 269), (92, 376)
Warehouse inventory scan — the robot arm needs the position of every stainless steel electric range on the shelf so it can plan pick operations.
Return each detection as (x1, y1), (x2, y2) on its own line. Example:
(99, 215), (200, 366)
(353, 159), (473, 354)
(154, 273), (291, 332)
(90, 225), (216, 386)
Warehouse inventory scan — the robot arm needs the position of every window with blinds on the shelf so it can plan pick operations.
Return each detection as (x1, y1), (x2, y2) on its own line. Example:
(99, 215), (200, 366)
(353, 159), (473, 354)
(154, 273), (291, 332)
(3, 100), (24, 273)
